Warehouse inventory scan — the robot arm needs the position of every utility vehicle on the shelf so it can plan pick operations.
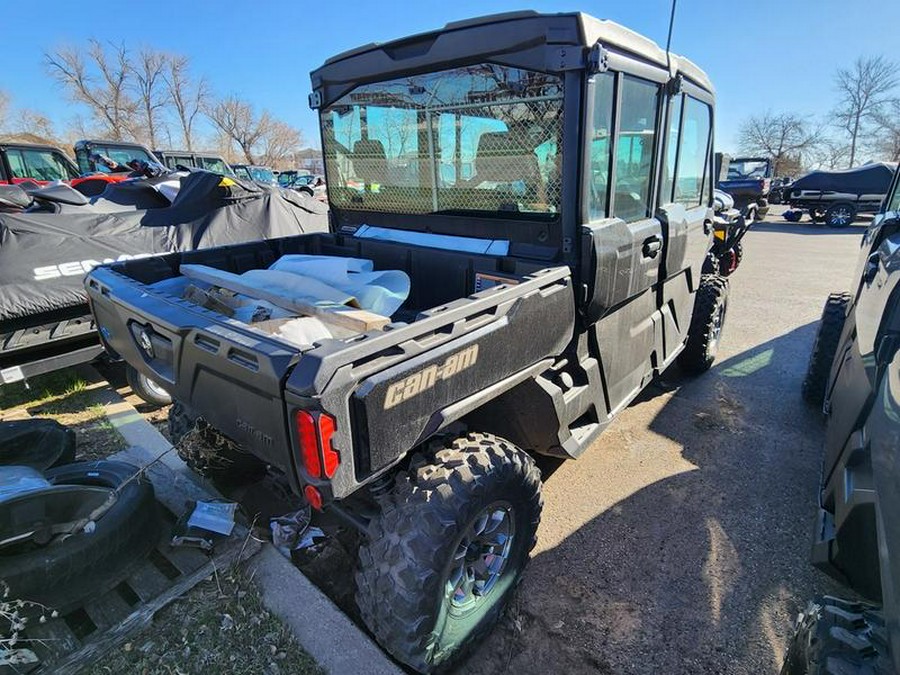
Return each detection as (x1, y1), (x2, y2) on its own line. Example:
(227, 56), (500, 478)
(154, 150), (235, 176)
(0, 142), (80, 187)
(717, 155), (772, 222)
(785, 149), (900, 674)
(85, 11), (730, 671)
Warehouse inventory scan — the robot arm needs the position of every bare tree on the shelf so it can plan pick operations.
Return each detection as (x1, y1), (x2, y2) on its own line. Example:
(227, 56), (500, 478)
(0, 91), (9, 131)
(832, 55), (899, 167)
(808, 137), (852, 171)
(737, 111), (819, 175)
(45, 40), (138, 139)
(164, 55), (209, 151)
(873, 99), (900, 162)
(208, 96), (301, 166)
(130, 48), (169, 148)
(259, 119), (302, 167)
(208, 96), (268, 162)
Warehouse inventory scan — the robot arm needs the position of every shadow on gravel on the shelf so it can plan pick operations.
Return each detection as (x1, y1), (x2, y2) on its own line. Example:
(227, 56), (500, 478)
(459, 323), (844, 675)
(750, 221), (869, 236)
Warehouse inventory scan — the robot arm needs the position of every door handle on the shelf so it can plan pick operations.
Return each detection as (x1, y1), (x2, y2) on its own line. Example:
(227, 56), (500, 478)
(864, 253), (880, 284)
(642, 235), (662, 259)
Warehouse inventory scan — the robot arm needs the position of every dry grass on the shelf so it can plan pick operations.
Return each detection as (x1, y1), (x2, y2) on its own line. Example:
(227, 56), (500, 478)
(1, 369), (127, 460)
(88, 565), (323, 675)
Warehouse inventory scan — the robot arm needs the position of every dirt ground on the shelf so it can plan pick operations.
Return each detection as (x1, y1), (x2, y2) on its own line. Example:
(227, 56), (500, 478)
(89, 566), (322, 675)
(459, 209), (862, 674)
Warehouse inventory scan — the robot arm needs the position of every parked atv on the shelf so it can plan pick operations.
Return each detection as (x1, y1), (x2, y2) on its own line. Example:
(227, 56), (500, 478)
(704, 189), (749, 277)
(86, 12), (732, 672)
(785, 158), (900, 673)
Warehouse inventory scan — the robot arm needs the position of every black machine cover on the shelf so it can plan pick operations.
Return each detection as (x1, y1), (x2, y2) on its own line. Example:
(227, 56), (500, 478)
(791, 162), (897, 196)
(0, 171), (328, 326)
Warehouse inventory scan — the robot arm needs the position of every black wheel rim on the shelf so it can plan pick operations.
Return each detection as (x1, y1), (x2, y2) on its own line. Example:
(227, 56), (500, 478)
(445, 501), (515, 610)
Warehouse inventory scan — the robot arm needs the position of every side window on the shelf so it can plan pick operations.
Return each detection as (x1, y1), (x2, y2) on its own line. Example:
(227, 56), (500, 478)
(613, 76), (659, 222)
(6, 150), (27, 178)
(674, 97), (712, 206)
(588, 72), (615, 220)
(888, 179), (900, 214)
(660, 94), (683, 204)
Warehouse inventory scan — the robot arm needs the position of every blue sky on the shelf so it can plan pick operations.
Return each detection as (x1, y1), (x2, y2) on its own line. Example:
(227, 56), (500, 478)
(2, 0), (899, 153)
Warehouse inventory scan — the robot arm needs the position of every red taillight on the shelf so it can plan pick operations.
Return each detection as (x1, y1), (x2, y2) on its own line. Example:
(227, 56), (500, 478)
(318, 413), (339, 478)
(296, 411), (321, 477)
(295, 410), (339, 479)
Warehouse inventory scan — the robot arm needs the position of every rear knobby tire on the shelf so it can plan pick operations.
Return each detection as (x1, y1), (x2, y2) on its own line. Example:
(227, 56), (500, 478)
(126, 364), (172, 408)
(780, 597), (892, 674)
(678, 275), (729, 374)
(355, 432), (543, 673)
(801, 292), (851, 406)
(168, 401), (266, 483)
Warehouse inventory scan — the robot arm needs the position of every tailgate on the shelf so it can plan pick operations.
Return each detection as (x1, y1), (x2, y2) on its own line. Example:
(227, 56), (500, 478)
(86, 267), (301, 469)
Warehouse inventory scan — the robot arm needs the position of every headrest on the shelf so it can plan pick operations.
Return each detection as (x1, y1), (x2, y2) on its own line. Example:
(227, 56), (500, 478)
(474, 132), (538, 183)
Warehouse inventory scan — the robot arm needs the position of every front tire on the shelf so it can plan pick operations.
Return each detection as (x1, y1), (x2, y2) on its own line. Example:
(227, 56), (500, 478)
(678, 275), (729, 374)
(356, 433), (543, 673)
(802, 292), (851, 406)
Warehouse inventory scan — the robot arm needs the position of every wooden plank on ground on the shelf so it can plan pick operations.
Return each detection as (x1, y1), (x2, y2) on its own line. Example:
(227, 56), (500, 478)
(42, 537), (260, 675)
(163, 544), (210, 576)
(126, 561), (171, 602)
(81, 592), (133, 632)
(179, 264), (390, 332)
(23, 620), (80, 661)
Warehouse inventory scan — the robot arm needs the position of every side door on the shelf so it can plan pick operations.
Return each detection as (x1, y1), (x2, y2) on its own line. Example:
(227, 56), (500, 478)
(823, 173), (900, 469)
(658, 88), (715, 362)
(581, 67), (668, 416)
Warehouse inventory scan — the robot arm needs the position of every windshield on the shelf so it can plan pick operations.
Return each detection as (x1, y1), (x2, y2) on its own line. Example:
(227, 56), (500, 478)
(250, 166), (276, 184)
(6, 148), (79, 181)
(320, 63), (563, 217)
(727, 159), (769, 180)
(199, 157), (232, 175)
(92, 145), (156, 172)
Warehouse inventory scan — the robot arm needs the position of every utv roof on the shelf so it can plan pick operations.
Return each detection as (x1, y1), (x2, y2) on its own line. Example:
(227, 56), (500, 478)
(313, 10), (712, 99)
(0, 141), (70, 153)
(74, 139), (154, 150)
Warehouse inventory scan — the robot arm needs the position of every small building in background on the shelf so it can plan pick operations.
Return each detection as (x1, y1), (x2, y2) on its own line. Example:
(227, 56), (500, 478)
(295, 148), (324, 175)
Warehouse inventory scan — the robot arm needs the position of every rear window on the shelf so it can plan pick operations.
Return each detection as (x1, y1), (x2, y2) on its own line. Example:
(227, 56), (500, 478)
(321, 63), (563, 218)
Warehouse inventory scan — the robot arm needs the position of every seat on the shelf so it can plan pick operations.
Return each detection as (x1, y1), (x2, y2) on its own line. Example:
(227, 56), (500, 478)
(466, 132), (546, 209)
(352, 139), (388, 186)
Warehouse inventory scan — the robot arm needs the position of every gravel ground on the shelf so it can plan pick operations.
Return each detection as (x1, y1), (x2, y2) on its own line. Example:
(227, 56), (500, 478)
(460, 209), (865, 675)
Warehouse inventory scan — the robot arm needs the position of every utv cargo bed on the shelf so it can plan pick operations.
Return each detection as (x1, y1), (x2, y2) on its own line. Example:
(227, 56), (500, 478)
(85, 231), (574, 497)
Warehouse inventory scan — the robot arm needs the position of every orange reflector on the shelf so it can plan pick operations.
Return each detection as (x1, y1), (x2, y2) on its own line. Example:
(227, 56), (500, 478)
(304, 485), (323, 510)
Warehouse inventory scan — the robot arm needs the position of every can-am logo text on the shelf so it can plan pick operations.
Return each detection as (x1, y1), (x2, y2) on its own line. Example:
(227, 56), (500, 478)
(33, 253), (154, 281)
(384, 344), (480, 410)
